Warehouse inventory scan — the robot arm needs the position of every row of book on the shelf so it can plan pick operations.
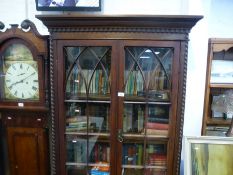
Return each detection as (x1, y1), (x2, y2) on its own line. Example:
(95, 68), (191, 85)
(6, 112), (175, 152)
(122, 144), (143, 165)
(122, 168), (166, 175)
(66, 104), (110, 132)
(146, 122), (169, 136)
(89, 144), (110, 163)
(122, 144), (167, 165)
(124, 68), (168, 96)
(66, 116), (106, 132)
(123, 105), (144, 133)
(123, 104), (169, 135)
(66, 69), (110, 96)
(147, 153), (167, 166)
(67, 139), (110, 163)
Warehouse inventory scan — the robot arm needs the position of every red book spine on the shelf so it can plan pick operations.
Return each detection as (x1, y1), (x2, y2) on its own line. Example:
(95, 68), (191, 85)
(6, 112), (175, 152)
(146, 122), (168, 130)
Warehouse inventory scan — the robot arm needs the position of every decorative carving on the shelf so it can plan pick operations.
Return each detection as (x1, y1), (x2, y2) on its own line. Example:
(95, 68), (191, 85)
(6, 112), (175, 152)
(49, 27), (190, 35)
(0, 21), (5, 31)
(20, 19), (42, 37)
(49, 36), (56, 175)
(175, 36), (189, 175)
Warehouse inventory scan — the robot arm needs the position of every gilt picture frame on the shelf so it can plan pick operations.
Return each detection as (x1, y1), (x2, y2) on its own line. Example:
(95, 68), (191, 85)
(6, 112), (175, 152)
(184, 136), (233, 175)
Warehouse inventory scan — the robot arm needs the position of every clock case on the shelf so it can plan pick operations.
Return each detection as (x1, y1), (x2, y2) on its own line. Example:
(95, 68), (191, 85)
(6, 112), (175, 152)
(0, 20), (49, 111)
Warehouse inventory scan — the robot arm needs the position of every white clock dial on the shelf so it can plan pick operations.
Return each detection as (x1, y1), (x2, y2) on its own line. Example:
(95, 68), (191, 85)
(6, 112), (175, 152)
(5, 62), (39, 99)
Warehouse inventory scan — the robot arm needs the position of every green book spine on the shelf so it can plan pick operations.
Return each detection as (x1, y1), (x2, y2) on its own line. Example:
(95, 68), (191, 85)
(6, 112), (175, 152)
(137, 144), (143, 165)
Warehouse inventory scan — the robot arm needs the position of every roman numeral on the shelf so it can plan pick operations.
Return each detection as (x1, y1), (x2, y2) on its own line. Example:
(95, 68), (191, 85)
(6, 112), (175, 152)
(22, 93), (24, 98)
(32, 86), (37, 91)
(20, 64), (23, 69)
(14, 91), (18, 96)
(6, 80), (11, 83)
(12, 65), (16, 70)
(33, 80), (38, 83)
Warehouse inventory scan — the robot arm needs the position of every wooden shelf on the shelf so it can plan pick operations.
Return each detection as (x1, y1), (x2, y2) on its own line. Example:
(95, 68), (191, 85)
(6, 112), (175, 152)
(207, 118), (231, 125)
(66, 93), (111, 102)
(123, 134), (169, 142)
(124, 96), (170, 103)
(210, 83), (233, 88)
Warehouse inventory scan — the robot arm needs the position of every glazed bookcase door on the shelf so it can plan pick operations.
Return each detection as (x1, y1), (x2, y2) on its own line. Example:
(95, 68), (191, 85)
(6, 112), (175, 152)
(63, 45), (114, 175)
(117, 41), (179, 175)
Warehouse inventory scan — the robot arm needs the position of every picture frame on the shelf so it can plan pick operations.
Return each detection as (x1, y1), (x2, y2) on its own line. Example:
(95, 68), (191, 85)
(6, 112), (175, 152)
(210, 60), (233, 83)
(35, 0), (101, 11)
(184, 136), (233, 175)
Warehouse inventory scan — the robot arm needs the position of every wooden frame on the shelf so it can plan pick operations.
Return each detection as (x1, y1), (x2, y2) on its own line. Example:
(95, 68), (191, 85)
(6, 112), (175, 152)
(184, 136), (233, 175)
(202, 38), (233, 135)
(35, 0), (101, 11)
(0, 20), (49, 111)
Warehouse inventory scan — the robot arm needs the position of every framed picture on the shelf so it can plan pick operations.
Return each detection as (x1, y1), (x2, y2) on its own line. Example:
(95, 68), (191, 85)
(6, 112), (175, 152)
(35, 0), (101, 11)
(184, 136), (233, 175)
(210, 60), (233, 83)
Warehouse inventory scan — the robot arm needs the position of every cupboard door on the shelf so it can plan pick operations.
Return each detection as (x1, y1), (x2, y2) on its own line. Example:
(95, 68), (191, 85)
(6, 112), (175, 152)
(63, 45), (114, 175)
(7, 127), (48, 175)
(117, 42), (179, 175)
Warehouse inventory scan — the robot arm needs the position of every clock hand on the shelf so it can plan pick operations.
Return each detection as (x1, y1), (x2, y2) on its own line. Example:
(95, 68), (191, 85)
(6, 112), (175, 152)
(17, 73), (26, 76)
(8, 79), (24, 89)
(20, 72), (36, 82)
(8, 72), (36, 89)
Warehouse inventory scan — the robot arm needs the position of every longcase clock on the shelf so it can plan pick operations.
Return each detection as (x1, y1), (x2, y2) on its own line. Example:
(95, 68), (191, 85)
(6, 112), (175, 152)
(0, 20), (49, 175)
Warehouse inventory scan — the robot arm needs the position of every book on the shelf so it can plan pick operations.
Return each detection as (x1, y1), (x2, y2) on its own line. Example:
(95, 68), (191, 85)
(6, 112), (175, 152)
(146, 122), (168, 130)
(148, 117), (169, 124)
(90, 170), (110, 175)
(122, 144), (143, 165)
(137, 107), (144, 133)
(146, 129), (168, 136)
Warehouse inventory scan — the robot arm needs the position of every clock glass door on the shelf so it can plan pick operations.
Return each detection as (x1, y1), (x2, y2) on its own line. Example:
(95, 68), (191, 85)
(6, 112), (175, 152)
(0, 43), (39, 101)
(64, 46), (112, 175)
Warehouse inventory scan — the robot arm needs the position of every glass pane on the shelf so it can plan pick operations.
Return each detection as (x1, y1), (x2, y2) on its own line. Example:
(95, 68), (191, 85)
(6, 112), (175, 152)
(66, 165), (87, 175)
(88, 104), (110, 133)
(65, 46), (111, 99)
(89, 140), (110, 163)
(123, 104), (145, 134)
(66, 135), (87, 163)
(66, 103), (110, 133)
(66, 103), (87, 133)
(1, 43), (39, 100)
(146, 105), (169, 136)
(66, 64), (86, 98)
(146, 142), (167, 167)
(88, 137), (110, 175)
(211, 47), (233, 83)
(124, 47), (172, 101)
(122, 143), (144, 166)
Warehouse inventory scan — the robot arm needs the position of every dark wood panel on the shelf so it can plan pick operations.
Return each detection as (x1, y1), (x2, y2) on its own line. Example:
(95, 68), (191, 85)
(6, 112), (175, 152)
(7, 127), (49, 175)
(1, 112), (47, 128)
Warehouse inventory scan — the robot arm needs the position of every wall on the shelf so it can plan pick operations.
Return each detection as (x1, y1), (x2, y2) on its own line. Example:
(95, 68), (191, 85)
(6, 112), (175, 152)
(1, 0), (233, 174)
